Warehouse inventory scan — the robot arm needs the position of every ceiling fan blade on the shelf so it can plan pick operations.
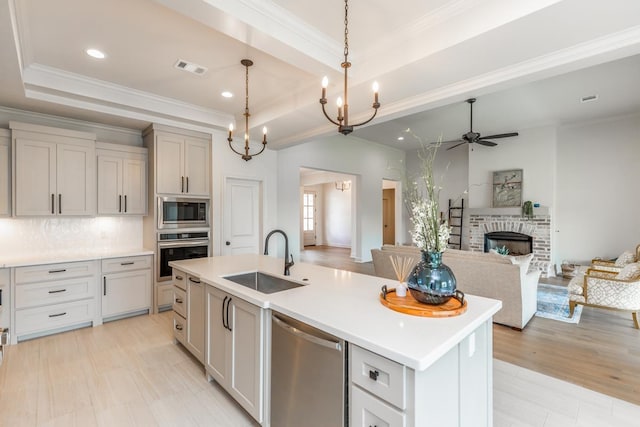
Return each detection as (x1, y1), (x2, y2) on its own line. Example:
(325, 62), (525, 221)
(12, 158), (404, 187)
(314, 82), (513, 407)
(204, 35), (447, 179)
(476, 140), (497, 147)
(439, 138), (464, 144)
(446, 141), (468, 151)
(479, 132), (518, 140)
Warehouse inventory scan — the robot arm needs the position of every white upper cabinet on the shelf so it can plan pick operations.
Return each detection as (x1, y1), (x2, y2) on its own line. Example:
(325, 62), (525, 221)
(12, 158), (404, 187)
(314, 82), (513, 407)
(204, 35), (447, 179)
(0, 129), (10, 216)
(145, 124), (210, 197)
(11, 122), (96, 217)
(97, 142), (148, 215)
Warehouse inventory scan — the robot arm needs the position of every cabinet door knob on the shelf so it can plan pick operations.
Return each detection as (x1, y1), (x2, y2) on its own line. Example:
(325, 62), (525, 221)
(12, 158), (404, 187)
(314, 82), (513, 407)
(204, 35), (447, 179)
(369, 370), (379, 381)
(175, 275), (183, 281)
(175, 298), (183, 304)
(175, 324), (183, 331)
(225, 241), (231, 246)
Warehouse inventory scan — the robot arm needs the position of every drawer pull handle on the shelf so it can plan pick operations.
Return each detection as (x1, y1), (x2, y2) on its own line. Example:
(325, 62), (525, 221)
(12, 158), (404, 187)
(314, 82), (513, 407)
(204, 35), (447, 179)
(48, 269), (67, 274)
(48, 289), (66, 294)
(175, 324), (183, 331)
(189, 277), (201, 284)
(120, 262), (135, 266)
(49, 312), (67, 318)
(175, 275), (184, 281)
(369, 370), (379, 381)
(175, 298), (183, 304)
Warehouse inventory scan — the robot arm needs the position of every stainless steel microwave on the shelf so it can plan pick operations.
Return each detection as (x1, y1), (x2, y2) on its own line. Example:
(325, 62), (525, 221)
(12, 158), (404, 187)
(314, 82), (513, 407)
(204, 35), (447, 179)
(157, 197), (209, 229)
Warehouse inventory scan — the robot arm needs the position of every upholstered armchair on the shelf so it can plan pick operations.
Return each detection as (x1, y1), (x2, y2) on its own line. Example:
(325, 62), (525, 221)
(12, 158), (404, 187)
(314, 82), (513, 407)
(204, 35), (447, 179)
(569, 265), (640, 329)
(591, 244), (640, 273)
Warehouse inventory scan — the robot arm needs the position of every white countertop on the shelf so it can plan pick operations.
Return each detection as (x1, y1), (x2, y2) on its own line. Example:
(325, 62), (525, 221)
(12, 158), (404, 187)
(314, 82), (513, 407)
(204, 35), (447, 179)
(170, 254), (502, 371)
(0, 248), (154, 268)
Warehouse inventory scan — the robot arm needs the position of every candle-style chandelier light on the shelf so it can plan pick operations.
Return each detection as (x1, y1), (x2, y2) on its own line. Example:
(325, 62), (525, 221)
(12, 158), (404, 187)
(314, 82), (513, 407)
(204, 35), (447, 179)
(228, 59), (267, 161)
(320, 0), (380, 135)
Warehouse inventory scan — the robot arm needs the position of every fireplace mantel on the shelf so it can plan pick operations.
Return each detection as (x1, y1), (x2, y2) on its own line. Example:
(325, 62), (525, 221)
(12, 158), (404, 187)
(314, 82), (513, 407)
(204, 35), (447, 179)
(467, 206), (550, 216)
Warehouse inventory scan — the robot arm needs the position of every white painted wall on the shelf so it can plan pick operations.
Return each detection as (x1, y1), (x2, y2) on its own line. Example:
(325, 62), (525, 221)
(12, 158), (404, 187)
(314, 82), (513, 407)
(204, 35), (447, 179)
(555, 113), (640, 263)
(468, 126), (557, 208)
(278, 134), (405, 262)
(323, 182), (351, 247)
(211, 129), (279, 256)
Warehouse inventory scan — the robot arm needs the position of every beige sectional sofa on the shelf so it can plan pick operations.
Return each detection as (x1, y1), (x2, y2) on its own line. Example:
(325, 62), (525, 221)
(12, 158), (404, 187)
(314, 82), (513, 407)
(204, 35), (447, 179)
(371, 245), (541, 329)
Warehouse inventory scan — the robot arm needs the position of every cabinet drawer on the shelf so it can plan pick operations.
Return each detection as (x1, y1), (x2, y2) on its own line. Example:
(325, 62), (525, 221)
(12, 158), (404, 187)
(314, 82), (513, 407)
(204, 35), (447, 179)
(173, 312), (186, 345)
(351, 385), (406, 427)
(101, 255), (151, 274)
(173, 269), (187, 291)
(351, 344), (406, 409)
(15, 299), (95, 336)
(173, 286), (186, 317)
(15, 261), (97, 284)
(15, 277), (95, 309)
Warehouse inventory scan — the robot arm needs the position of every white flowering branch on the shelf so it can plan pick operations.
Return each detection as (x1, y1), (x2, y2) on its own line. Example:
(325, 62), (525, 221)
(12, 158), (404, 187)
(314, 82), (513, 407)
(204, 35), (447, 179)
(403, 129), (451, 253)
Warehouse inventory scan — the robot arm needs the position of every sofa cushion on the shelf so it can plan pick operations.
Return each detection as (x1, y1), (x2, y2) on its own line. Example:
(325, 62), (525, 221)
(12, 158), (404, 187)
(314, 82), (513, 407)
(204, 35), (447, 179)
(616, 262), (640, 280)
(615, 250), (636, 267)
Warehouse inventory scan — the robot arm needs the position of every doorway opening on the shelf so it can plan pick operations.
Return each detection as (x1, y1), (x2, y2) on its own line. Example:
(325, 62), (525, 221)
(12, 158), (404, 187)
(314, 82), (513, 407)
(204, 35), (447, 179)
(382, 179), (400, 246)
(299, 168), (356, 254)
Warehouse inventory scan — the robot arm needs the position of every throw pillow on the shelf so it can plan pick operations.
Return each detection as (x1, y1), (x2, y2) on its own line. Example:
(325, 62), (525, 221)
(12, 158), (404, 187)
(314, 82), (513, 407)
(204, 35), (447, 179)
(616, 262), (640, 280)
(614, 250), (636, 267)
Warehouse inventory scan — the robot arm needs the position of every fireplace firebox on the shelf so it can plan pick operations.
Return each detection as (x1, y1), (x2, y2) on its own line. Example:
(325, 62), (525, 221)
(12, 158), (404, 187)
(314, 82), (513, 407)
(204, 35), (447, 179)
(484, 231), (532, 256)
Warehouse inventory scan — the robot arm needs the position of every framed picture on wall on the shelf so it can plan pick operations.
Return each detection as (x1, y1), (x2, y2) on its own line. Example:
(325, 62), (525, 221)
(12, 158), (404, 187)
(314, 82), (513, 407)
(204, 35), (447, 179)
(492, 169), (523, 207)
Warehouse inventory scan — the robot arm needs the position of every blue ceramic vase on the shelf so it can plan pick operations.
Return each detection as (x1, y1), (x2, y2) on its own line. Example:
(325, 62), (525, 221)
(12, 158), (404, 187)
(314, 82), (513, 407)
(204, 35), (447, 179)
(407, 251), (463, 305)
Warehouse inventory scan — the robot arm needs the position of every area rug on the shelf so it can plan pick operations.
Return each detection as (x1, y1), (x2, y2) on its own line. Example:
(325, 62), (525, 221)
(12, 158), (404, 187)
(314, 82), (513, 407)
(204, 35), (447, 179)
(535, 283), (582, 324)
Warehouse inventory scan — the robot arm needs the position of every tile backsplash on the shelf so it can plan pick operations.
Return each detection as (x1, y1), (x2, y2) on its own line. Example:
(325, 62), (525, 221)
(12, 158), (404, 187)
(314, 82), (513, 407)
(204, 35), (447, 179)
(0, 217), (143, 258)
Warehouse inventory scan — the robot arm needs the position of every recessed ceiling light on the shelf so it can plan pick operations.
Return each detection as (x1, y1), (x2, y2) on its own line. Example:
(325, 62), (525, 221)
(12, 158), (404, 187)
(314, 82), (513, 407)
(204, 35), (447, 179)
(397, 136), (404, 141)
(86, 48), (106, 59)
(221, 91), (233, 98)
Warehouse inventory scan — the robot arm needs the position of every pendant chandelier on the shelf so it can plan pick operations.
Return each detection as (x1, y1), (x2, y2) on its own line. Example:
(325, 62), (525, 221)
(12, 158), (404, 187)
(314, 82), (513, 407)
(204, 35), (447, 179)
(320, 0), (380, 135)
(228, 59), (267, 161)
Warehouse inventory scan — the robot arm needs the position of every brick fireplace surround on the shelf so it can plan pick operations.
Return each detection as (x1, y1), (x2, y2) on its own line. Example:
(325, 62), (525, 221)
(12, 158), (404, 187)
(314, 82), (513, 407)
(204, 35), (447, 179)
(468, 207), (553, 277)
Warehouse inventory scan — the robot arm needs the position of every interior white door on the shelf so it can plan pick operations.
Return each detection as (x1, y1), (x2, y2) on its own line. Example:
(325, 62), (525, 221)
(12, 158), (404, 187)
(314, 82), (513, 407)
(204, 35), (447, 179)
(224, 178), (261, 255)
(302, 191), (317, 246)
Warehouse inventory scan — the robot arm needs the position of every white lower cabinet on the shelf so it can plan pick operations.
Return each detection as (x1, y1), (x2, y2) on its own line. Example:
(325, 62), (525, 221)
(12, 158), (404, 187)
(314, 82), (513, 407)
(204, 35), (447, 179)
(350, 320), (492, 427)
(172, 269), (187, 345)
(101, 256), (152, 320)
(205, 286), (265, 424)
(185, 275), (205, 363)
(13, 260), (98, 343)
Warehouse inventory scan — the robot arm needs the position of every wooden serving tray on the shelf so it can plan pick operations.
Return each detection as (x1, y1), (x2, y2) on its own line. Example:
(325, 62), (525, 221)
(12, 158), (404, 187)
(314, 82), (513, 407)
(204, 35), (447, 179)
(380, 287), (467, 317)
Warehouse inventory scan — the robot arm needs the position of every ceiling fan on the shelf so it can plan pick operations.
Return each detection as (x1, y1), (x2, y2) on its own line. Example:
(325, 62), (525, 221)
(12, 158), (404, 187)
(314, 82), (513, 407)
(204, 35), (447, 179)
(443, 98), (519, 150)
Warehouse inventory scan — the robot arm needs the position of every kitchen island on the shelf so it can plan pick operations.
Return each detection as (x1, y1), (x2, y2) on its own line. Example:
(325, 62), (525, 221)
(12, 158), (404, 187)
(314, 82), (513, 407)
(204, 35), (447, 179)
(170, 254), (502, 427)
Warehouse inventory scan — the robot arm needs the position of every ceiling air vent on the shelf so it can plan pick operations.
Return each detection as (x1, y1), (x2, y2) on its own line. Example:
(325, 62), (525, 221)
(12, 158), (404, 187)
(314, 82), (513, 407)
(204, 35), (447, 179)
(580, 94), (598, 103)
(174, 59), (208, 76)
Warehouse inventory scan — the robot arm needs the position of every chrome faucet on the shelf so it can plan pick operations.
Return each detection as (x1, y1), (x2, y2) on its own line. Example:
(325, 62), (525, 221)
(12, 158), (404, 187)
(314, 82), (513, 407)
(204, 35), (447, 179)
(264, 229), (294, 276)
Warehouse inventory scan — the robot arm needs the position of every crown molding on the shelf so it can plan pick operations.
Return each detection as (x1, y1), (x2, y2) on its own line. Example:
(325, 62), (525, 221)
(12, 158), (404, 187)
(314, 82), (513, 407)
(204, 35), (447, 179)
(370, 25), (640, 123)
(0, 105), (141, 137)
(22, 64), (233, 130)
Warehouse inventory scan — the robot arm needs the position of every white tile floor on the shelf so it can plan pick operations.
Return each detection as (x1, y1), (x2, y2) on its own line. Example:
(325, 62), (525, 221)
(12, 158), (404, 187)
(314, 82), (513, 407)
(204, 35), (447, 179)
(494, 359), (640, 427)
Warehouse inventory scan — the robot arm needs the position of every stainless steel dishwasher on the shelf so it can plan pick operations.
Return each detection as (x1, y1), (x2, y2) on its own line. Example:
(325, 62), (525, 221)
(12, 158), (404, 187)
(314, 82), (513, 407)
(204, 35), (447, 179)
(271, 312), (347, 427)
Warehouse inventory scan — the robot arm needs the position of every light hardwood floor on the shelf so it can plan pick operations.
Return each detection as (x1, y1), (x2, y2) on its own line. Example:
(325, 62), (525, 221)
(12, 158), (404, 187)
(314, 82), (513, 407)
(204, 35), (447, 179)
(0, 313), (258, 427)
(302, 246), (640, 406)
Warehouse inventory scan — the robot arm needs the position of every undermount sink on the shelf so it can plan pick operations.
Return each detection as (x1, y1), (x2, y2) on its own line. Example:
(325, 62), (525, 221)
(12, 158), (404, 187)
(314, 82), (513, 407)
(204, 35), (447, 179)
(223, 271), (304, 294)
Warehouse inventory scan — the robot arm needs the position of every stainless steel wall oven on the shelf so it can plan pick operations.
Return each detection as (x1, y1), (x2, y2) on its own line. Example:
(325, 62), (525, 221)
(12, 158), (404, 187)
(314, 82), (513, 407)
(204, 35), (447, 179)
(156, 231), (209, 282)
(158, 197), (209, 229)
